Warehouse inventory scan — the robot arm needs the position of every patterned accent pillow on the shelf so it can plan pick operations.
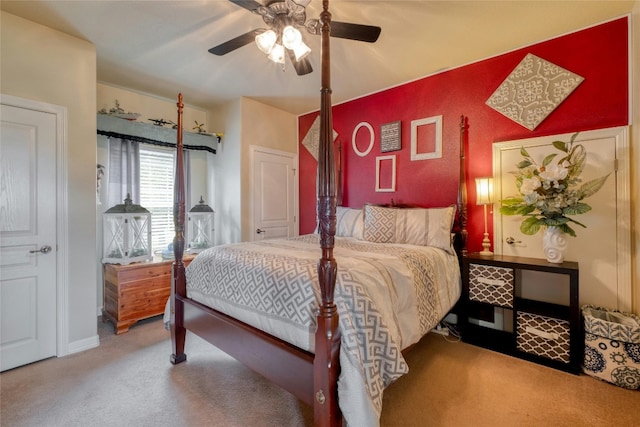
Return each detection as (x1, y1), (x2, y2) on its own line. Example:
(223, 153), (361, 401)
(363, 204), (456, 252)
(336, 206), (364, 240)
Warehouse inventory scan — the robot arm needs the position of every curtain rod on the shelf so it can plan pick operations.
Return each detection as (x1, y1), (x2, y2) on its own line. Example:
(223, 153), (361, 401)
(97, 129), (217, 154)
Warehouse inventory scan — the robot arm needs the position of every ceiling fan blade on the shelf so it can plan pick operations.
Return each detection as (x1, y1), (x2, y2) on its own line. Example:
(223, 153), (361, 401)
(330, 21), (381, 43)
(286, 49), (313, 76)
(228, 0), (262, 12)
(208, 29), (262, 56)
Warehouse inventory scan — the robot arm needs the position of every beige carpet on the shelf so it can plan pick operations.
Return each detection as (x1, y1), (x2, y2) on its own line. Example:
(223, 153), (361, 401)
(1, 317), (638, 427)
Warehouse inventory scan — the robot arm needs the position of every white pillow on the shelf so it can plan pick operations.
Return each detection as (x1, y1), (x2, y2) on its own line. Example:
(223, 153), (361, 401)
(336, 206), (364, 240)
(363, 204), (456, 252)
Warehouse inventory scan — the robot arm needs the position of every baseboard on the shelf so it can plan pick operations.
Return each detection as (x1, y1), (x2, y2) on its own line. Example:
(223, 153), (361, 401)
(68, 334), (100, 354)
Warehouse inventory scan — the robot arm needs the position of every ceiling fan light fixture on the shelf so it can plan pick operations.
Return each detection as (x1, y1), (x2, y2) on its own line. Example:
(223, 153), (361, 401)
(255, 30), (277, 54)
(292, 40), (311, 61)
(267, 43), (286, 64)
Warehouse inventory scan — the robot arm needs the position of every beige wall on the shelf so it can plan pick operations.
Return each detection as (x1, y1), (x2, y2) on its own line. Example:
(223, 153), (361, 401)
(1, 11), (98, 346)
(632, 4), (639, 314)
(206, 97), (297, 245)
(210, 100), (243, 245)
(240, 97), (298, 242)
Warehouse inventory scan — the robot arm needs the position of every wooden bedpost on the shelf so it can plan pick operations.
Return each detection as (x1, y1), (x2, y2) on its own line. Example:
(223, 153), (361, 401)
(314, 1), (341, 426)
(171, 93), (187, 364)
(457, 115), (468, 256)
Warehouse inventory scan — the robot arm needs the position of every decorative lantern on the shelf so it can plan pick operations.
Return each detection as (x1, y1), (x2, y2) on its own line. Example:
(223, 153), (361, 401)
(102, 194), (152, 265)
(187, 196), (214, 253)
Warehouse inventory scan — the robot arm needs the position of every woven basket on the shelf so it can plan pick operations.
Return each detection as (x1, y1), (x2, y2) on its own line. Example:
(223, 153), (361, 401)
(582, 305), (640, 390)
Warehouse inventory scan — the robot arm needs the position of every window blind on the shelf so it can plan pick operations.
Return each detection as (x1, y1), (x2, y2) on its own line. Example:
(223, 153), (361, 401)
(139, 146), (175, 253)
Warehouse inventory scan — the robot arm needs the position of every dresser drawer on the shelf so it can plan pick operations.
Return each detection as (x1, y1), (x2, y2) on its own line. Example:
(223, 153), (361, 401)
(468, 264), (514, 308)
(516, 312), (570, 364)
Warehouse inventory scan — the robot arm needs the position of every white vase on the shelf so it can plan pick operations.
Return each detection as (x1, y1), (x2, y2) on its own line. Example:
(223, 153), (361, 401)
(543, 226), (567, 263)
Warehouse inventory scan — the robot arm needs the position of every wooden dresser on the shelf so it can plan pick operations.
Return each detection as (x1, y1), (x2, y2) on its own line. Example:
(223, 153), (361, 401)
(102, 255), (195, 334)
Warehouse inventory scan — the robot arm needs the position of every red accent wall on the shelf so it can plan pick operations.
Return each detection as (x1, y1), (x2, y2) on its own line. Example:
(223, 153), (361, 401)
(298, 17), (628, 252)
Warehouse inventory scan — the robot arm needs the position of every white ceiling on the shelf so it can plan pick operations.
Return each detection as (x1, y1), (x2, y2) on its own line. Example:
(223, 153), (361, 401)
(1, 1), (635, 115)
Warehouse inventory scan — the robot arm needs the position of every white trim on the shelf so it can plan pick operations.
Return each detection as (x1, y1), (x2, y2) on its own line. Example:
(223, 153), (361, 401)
(0, 94), (70, 357)
(68, 335), (100, 354)
(492, 126), (632, 312)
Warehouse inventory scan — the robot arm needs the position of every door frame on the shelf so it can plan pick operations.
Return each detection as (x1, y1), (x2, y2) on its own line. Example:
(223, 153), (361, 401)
(249, 145), (299, 240)
(492, 126), (631, 312)
(1, 94), (70, 357)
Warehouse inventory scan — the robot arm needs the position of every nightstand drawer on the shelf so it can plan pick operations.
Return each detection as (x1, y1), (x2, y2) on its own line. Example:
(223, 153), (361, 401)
(468, 264), (514, 308)
(516, 312), (570, 364)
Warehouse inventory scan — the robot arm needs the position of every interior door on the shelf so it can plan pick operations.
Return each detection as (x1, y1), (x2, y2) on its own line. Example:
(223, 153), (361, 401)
(493, 127), (631, 311)
(0, 104), (58, 371)
(252, 147), (297, 241)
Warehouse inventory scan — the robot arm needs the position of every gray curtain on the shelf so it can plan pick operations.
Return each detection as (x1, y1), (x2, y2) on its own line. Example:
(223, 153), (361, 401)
(107, 137), (140, 208)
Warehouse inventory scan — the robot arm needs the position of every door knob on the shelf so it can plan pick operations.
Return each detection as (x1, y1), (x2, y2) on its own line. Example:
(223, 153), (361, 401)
(29, 245), (52, 254)
(505, 237), (521, 245)
(256, 228), (266, 234)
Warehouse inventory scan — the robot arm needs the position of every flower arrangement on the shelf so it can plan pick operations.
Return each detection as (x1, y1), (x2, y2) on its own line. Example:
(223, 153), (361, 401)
(500, 133), (610, 237)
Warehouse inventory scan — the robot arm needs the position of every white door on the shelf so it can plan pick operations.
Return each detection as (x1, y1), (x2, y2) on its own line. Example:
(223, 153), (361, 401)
(493, 127), (631, 311)
(251, 147), (297, 241)
(0, 104), (58, 371)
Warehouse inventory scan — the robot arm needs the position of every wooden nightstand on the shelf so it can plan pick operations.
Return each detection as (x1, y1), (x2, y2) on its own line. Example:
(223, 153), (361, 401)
(460, 253), (581, 374)
(102, 255), (195, 334)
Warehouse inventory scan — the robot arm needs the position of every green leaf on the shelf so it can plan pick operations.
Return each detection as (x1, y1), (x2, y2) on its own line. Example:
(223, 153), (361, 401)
(552, 140), (568, 152)
(542, 154), (557, 167)
(563, 203), (592, 215)
(569, 132), (580, 144)
(517, 159), (532, 169)
(545, 216), (570, 225)
(499, 206), (520, 216)
(578, 173), (610, 199)
(520, 217), (542, 235)
(520, 146), (530, 158)
(567, 217), (588, 229)
(516, 205), (535, 215)
(558, 223), (577, 237)
(500, 197), (524, 206)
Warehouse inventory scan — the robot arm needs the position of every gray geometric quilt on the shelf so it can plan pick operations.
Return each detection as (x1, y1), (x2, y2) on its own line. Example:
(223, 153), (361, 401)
(186, 235), (460, 426)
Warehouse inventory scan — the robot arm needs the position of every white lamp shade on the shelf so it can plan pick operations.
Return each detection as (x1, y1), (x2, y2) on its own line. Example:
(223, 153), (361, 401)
(291, 40), (311, 61)
(282, 25), (302, 50)
(255, 30), (277, 54)
(267, 43), (286, 64)
(475, 177), (494, 205)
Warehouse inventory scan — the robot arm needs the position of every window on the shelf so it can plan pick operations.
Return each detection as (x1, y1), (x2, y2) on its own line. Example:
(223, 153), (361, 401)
(139, 146), (175, 253)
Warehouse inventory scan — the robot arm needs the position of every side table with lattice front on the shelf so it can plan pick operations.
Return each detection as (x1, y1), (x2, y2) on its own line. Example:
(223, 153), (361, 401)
(460, 253), (580, 374)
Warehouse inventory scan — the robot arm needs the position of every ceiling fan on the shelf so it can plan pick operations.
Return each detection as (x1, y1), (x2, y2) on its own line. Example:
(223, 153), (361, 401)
(208, 0), (381, 76)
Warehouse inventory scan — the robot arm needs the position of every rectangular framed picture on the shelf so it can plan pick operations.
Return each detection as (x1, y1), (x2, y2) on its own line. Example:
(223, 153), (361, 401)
(411, 115), (442, 161)
(380, 121), (401, 153)
(375, 155), (396, 192)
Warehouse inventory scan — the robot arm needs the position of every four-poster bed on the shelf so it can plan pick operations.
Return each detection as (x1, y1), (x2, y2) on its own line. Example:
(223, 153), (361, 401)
(170, 2), (468, 425)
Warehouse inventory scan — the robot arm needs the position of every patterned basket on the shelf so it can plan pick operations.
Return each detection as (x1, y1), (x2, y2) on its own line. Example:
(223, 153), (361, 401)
(468, 264), (514, 308)
(582, 305), (640, 390)
(516, 312), (571, 363)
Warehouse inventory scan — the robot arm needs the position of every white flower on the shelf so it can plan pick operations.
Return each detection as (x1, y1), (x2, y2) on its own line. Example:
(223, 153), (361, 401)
(520, 176), (541, 195)
(539, 164), (568, 182)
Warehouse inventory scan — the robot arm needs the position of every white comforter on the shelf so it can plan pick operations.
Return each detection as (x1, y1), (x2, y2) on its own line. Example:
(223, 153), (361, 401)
(184, 235), (460, 426)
